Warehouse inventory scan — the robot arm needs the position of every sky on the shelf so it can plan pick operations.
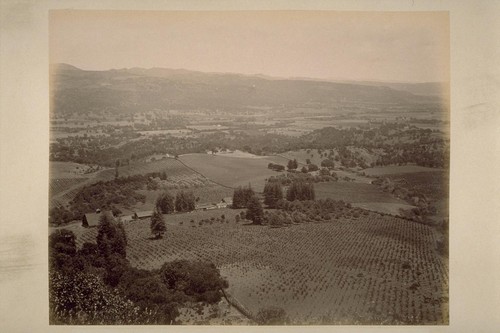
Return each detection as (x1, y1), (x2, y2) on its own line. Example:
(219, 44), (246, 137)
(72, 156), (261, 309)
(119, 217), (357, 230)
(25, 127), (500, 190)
(49, 10), (449, 83)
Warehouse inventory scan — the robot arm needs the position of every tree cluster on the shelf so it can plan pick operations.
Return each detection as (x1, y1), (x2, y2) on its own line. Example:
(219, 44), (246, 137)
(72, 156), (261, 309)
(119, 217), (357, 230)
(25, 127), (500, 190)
(267, 163), (285, 172)
(287, 159), (299, 170)
(286, 181), (315, 201)
(155, 191), (175, 214)
(232, 185), (255, 209)
(245, 196), (264, 225)
(49, 218), (228, 325)
(263, 182), (284, 208)
(174, 190), (196, 212)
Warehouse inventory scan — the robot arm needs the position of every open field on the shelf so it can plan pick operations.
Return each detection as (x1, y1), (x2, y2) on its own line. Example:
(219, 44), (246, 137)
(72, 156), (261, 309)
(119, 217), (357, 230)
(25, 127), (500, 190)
(50, 161), (101, 178)
(179, 154), (277, 192)
(69, 211), (448, 324)
(363, 165), (444, 177)
(314, 182), (413, 215)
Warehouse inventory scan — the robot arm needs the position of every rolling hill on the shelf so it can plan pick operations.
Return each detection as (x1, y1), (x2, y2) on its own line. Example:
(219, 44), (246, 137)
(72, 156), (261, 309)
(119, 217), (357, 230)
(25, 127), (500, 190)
(50, 64), (441, 116)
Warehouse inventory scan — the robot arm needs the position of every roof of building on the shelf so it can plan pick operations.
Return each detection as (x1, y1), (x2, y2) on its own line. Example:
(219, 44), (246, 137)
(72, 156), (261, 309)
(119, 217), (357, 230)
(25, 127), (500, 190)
(119, 215), (135, 222)
(222, 197), (233, 203)
(196, 203), (217, 209)
(134, 211), (154, 218)
(83, 211), (113, 227)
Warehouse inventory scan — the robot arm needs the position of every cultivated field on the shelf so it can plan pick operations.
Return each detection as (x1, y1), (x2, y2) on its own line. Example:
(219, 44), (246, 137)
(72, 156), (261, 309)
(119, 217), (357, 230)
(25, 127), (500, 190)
(362, 165), (444, 177)
(179, 154), (278, 192)
(314, 182), (414, 215)
(70, 211), (448, 324)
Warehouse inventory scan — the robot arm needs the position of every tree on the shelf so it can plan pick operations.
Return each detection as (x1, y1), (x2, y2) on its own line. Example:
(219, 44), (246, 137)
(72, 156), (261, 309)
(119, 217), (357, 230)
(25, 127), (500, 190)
(49, 271), (139, 325)
(263, 182), (283, 208)
(321, 159), (335, 169)
(49, 229), (85, 274)
(287, 159), (298, 170)
(256, 307), (288, 325)
(150, 210), (167, 239)
(115, 159), (120, 179)
(156, 191), (175, 214)
(175, 191), (196, 212)
(96, 212), (127, 259)
(232, 185), (255, 208)
(301, 166), (308, 173)
(160, 260), (228, 303)
(246, 196), (264, 225)
(308, 163), (319, 172)
(286, 181), (315, 201)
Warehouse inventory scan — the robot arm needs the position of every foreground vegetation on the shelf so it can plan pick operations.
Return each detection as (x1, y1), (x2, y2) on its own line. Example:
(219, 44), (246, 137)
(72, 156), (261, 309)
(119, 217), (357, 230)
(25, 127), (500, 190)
(49, 213), (228, 325)
(65, 204), (447, 324)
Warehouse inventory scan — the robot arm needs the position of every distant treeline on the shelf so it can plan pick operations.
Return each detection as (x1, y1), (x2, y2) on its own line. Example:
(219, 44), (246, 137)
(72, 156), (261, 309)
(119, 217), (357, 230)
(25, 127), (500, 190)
(51, 123), (449, 169)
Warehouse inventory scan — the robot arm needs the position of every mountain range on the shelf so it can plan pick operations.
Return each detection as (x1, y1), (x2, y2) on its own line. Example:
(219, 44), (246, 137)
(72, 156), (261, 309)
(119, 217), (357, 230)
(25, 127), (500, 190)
(50, 63), (447, 116)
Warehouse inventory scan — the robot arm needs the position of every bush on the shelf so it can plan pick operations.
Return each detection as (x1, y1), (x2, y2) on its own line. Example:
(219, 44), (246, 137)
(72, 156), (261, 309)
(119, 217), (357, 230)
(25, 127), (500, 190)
(160, 260), (228, 303)
(256, 307), (288, 325)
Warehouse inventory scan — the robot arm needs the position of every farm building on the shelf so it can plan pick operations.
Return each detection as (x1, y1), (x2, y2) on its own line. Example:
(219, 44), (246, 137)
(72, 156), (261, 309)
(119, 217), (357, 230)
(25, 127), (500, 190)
(218, 197), (233, 208)
(82, 210), (113, 228)
(196, 203), (217, 211)
(119, 215), (135, 223)
(134, 211), (154, 220)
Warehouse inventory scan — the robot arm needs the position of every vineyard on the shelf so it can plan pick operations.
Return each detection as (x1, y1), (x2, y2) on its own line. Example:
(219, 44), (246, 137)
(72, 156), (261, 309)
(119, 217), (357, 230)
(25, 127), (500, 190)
(49, 178), (88, 197)
(72, 211), (448, 324)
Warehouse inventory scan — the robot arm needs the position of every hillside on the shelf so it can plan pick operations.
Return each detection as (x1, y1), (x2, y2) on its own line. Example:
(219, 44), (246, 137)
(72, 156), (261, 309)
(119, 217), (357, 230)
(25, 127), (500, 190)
(50, 64), (440, 116)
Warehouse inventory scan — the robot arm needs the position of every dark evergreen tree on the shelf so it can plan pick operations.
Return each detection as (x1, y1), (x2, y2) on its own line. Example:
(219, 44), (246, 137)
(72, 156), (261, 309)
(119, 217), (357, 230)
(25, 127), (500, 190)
(286, 181), (315, 201)
(156, 191), (175, 214)
(96, 212), (127, 259)
(263, 182), (283, 208)
(287, 159), (298, 170)
(246, 196), (264, 225)
(150, 210), (167, 239)
(175, 190), (196, 212)
(232, 185), (255, 208)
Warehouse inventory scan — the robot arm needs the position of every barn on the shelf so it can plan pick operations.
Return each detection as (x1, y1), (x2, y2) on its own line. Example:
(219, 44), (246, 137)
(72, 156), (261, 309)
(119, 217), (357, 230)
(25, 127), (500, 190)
(133, 211), (154, 220)
(82, 210), (113, 228)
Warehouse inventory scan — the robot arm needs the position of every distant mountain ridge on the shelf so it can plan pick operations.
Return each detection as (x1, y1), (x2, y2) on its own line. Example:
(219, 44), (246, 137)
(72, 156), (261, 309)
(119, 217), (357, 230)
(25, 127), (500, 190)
(50, 63), (445, 116)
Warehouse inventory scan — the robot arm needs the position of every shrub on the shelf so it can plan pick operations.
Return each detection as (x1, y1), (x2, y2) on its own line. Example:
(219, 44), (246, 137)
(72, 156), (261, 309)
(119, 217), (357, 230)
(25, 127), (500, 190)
(256, 307), (288, 325)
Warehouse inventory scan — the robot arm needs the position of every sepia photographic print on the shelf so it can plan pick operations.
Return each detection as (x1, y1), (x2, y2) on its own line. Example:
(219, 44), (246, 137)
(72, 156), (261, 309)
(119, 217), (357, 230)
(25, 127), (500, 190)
(46, 10), (451, 326)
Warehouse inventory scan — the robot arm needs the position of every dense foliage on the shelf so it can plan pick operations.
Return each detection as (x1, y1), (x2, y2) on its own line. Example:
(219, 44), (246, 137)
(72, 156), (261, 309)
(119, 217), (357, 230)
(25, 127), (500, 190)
(156, 191), (175, 214)
(174, 190), (196, 212)
(256, 307), (289, 325)
(49, 219), (228, 325)
(245, 196), (264, 225)
(232, 185), (256, 209)
(150, 210), (167, 239)
(51, 123), (449, 169)
(161, 260), (229, 303)
(286, 181), (315, 201)
(263, 182), (284, 208)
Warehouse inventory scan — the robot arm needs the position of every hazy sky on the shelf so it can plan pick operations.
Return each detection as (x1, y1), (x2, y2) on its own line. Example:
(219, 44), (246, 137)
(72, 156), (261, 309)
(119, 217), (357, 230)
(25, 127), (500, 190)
(50, 10), (449, 83)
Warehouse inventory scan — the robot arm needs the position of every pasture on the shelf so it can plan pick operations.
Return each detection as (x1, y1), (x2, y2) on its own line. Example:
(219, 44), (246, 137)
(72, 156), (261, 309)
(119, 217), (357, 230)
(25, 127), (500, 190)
(50, 161), (99, 178)
(314, 182), (413, 215)
(179, 153), (278, 192)
(71, 211), (448, 324)
(362, 165), (444, 177)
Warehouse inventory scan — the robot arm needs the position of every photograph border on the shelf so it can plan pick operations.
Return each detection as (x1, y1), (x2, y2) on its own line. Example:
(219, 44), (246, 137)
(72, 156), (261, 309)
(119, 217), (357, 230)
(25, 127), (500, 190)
(1, 0), (499, 332)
